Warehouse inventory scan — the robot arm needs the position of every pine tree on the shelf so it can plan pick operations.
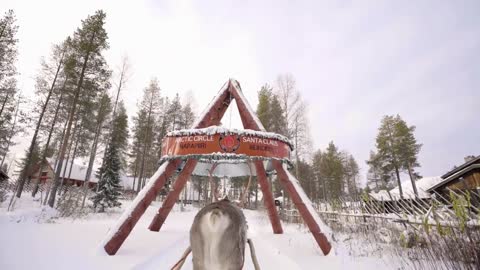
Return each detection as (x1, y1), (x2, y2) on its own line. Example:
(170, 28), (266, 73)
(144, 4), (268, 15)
(269, 95), (288, 136)
(0, 10), (19, 162)
(312, 150), (327, 202)
(373, 114), (422, 198)
(256, 84), (273, 130)
(366, 151), (382, 191)
(111, 102), (129, 166)
(15, 39), (70, 197)
(297, 159), (316, 201)
(167, 93), (182, 130)
(91, 141), (122, 212)
(81, 93), (112, 207)
(134, 79), (161, 191)
(343, 154), (360, 199)
(395, 117), (422, 196)
(92, 100), (128, 207)
(15, 141), (41, 183)
(181, 102), (195, 129)
(318, 142), (344, 200)
(374, 115), (404, 198)
(48, 10), (111, 207)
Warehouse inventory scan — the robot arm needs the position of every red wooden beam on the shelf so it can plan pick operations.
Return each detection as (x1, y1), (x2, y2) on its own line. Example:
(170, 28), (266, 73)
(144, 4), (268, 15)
(228, 81), (266, 131)
(102, 82), (234, 255)
(254, 160), (283, 234)
(192, 83), (232, 129)
(149, 159), (198, 231)
(229, 80), (285, 234)
(148, 83), (233, 231)
(272, 160), (332, 255)
(104, 159), (182, 255)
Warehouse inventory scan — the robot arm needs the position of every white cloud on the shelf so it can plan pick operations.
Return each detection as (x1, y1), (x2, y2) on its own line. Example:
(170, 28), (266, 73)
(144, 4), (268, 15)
(3, 0), (479, 183)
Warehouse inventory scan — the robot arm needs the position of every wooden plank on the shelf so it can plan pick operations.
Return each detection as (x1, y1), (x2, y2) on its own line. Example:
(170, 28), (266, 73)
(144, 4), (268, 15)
(255, 161), (283, 234)
(104, 159), (182, 255)
(148, 159), (198, 231)
(273, 160), (332, 255)
(103, 83), (233, 255)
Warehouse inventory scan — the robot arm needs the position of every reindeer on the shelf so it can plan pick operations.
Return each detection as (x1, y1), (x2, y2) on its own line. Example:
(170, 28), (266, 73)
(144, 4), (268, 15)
(171, 199), (260, 270)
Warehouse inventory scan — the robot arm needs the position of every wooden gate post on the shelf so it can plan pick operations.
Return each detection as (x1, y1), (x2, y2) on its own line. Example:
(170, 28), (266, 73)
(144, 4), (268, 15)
(149, 159), (198, 231)
(254, 160), (283, 234)
(272, 160), (332, 255)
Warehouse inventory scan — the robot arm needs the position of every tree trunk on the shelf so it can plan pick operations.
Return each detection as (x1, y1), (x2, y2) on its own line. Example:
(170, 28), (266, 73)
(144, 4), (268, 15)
(394, 166), (403, 199)
(32, 91), (64, 197)
(81, 117), (105, 207)
(59, 118), (80, 193)
(15, 50), (65, 198)
(0, 92), (9, 122)
(47, 33), (94, 207)
(407, 164), (418, 197)
(131, 158), (139, 192)
(43, 111), (69, 205)
(136, 95), (154, 192)
(59, 127), (76, 192)
(66, 130), (81, 182)
(97, 64), (127, 187)
(0, 96), (20, 167)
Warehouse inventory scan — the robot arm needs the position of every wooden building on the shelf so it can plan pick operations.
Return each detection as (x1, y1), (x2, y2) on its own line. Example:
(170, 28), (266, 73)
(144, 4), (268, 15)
(427, 156), (480, 196)
(30, 158), (136, 190)
(30, 158), (98, 189)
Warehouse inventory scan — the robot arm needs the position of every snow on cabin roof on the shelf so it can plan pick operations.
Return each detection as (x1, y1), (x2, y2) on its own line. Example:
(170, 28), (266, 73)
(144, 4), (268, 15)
(46, 158), (134, 188)
(369, 190), (391, 201)
(370, 176), (443, 201)
(46, 158), (100, 183)
(120, 175), (137, 190)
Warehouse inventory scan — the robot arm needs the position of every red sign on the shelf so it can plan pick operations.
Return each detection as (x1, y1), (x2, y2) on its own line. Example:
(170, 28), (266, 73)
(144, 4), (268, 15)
(161, 133), (291, 160)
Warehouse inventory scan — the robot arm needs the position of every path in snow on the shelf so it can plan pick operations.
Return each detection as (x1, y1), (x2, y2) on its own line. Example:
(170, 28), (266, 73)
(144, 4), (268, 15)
(0, 199), (396, 269)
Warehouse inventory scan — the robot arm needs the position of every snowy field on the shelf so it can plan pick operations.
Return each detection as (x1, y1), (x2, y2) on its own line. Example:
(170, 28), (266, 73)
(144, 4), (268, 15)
(0, 198), (404, 270)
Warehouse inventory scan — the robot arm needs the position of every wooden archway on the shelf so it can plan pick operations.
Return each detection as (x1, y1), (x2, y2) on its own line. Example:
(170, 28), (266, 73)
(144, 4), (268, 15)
(101, 79), (332, 256)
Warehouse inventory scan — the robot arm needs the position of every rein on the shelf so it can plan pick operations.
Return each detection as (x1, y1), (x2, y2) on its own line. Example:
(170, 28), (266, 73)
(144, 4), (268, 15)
(170, 238), (261, 270)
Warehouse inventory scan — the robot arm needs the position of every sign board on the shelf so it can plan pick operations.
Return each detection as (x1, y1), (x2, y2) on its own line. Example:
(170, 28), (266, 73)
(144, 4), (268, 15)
(161, 133), (291, 160)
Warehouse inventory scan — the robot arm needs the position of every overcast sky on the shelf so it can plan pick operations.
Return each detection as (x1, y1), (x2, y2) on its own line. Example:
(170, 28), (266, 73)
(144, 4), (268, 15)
(4, 0), (480, 183)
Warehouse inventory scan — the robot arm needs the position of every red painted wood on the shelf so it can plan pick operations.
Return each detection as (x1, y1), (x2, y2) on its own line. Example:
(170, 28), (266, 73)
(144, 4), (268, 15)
(104, 159), (182, 255)
(272, 160), (332, 255)
(103, 82), (233, 255)
(228, 82), (265, 131)
(149, 159), (198, 231)
(194, 86), (232, 129)
(254, 160), (283, 234)
(229, 81), (285, 235)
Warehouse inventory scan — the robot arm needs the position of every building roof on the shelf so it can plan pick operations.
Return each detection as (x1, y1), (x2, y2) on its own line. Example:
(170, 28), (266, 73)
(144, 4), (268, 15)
(370, 176), (443, 201)
(427, 162), (480, 192)
(441, 155), (480, 179)
(46, 158), (100, 183)
(45, 158), (136, 190)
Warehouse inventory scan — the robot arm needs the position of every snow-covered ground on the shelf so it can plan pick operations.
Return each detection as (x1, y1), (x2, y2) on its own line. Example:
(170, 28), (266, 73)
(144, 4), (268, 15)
(0, 197), (403, 270)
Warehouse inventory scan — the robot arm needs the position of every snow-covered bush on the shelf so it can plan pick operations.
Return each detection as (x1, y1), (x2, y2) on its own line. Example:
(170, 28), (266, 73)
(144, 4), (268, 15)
(56, 186), (91, 218)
